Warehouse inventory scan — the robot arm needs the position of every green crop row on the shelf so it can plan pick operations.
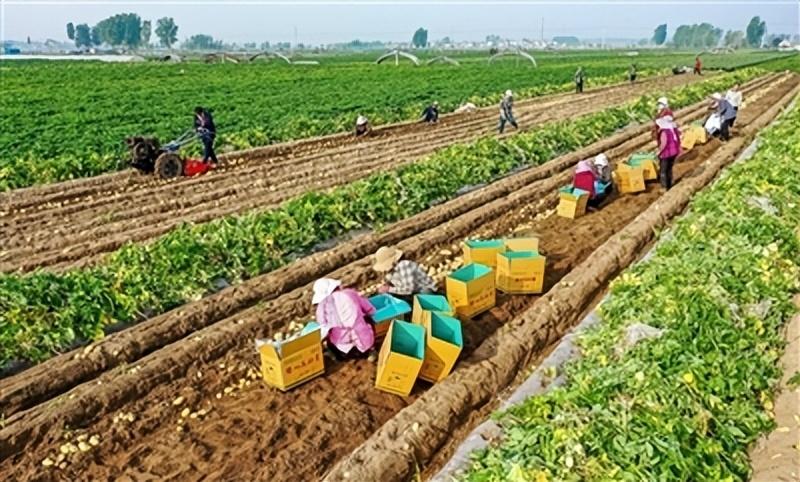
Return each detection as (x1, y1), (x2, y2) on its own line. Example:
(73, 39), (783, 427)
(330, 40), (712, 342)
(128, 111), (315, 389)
(2, 50), (787, 192)
(0, 69), (759, 368)
(462, 99), (800, 481)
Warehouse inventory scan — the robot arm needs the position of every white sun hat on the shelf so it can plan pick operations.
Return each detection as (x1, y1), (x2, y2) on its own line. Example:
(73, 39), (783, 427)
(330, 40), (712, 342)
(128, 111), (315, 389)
(312, 278), (341, 305)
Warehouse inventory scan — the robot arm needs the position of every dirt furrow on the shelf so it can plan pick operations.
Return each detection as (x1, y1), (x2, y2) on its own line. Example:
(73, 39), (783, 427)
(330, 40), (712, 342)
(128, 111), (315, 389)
(1, 74), (762, 419)
(0, 75), (702, 273)
(0, 75), (676, 214)
(2, 75), (792, 482)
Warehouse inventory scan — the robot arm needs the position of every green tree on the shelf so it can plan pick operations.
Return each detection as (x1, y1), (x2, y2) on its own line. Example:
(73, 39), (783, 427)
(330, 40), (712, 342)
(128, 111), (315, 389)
(412, 27), (428, 48)
(66, 22), (75, 40)
(155, 17), (178, 48)
(74, 23), (92, 48)
(91, 26), (102, 46)
(746, 16), (766, 47)
(94, 13), (142, 48)
(141, 20), (151, 46)
(652, 24), (667, 45)
(183, 34), (223, 50)
(724, 30), (746, 49)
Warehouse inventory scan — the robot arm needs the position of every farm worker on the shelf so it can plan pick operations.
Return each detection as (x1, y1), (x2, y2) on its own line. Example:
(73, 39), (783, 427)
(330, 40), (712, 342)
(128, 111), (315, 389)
(655, 115), (681, 190)
(422, 101), (440, 124)
(312, 278), (376, 359)
(593, 153), (612, 184)
(354, 115), (371, 137)
(694, 56), (703, 75)
(628, 64), (637, 84)
(497, 90), (518, 133)
(194, 106), (218, 166)
(575, 67), (586, 93)
(725, 83), (743, 126)
(373, 246), (437, 305)
(711, 93), (736, 141)
(652, 97), (673, 140)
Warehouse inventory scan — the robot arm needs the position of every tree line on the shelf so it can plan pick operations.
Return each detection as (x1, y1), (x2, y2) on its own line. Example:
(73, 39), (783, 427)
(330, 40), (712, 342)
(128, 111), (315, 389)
(67, 15), (177, 49)
(650, 16), (780, 49)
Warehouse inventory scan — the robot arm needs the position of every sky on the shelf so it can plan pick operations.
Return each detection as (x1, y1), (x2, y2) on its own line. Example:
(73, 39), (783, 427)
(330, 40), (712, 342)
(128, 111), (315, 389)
(1, 0), (799, 45)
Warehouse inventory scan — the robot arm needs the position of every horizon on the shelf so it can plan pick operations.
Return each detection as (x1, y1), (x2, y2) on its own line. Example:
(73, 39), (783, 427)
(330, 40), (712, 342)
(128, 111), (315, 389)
(2, 1), (799, 46)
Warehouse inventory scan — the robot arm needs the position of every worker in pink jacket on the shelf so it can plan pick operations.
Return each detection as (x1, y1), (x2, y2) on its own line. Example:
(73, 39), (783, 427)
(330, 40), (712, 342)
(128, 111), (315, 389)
(655, 115), (681, 189)
(312, 278), (376, 359)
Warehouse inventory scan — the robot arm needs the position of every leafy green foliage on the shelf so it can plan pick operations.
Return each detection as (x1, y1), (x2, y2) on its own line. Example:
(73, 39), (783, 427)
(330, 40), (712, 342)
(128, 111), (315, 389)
(463, 101), (800, 482)
(0, 70), (758, 367)
(2, 51), (780, 191)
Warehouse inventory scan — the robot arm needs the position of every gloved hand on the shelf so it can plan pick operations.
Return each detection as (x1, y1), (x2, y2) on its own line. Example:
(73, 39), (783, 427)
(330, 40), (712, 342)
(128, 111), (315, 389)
(378, 284), (391, 294)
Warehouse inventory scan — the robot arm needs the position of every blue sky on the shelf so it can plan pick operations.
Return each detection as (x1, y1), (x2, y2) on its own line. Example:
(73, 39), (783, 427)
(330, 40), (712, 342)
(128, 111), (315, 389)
(2, 1), (798, 44)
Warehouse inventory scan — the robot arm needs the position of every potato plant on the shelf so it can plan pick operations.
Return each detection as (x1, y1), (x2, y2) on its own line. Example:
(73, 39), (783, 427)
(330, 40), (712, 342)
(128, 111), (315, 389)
(463, 101), (800, 482)
(0, 70), (759, 366)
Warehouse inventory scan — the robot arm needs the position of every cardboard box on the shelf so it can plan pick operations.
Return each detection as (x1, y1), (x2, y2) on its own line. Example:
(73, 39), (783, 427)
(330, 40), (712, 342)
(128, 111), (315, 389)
(614, 165), (646, 194)
(411, 294), (453, 325)
(681, 124), (708, 150)
(257, 323), (325, 391)
(446, 263), (496, 319)
(375, 320), (426, 396)
(463, 239), (505, 268)
(503, 237), (540, 252)
(557, 186), (590, 219)
(627, 153), (659, 181)
(419, 312), (463, 383)
(369, 294), (411, 342)
(496, 250), (547, 294)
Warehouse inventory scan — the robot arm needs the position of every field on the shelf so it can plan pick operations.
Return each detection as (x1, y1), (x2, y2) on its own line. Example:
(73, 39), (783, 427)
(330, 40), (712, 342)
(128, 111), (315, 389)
(1, 50), (793, 190)
(0, 47), (799, 482)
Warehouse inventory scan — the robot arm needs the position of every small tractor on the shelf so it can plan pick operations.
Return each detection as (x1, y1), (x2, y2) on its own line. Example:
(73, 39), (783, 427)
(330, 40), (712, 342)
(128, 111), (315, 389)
(126, 130), (215, 179)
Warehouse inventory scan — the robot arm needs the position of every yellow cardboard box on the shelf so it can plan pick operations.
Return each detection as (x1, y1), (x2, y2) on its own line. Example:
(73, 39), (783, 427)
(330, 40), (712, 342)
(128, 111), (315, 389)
(614, 165), (646, 194)
(463, 239), (506, 268)
(411, 294), (453, 325)
(257, 323), (325, 391)
(419, 313), (463, 383)
(557, 186), (590, 219)
(681, 124), (708, 150)
(496, 250), (547, 294)
(446, 263), (496, 319)
(627, 153), (659, 181)
(375, 320), (426, 396)
(503, 237), (540, 252)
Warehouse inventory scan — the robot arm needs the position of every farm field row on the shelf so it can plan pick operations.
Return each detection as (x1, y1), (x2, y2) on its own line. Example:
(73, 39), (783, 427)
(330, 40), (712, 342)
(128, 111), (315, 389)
(461, 97), (800, 482)
(1, 50), (793, 191)
(0, 70), (755, 368)
(1, 71), (796, 481)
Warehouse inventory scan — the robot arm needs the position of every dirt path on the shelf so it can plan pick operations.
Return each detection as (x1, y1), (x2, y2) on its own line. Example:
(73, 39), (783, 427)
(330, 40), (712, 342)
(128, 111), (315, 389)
(0, 75), (703, 273)
(1, 75), (793, 482)
(748, 295), (800, 482)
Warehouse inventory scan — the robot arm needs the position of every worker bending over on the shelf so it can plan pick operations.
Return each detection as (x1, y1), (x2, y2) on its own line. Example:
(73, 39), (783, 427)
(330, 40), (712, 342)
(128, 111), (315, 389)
(373, 246), (436, 305)
(313, 278), (376, 360)
(711, 93), (736, 141)
(725, 83), (743, 127)
(497, 90), (518, 133)
(194, 106), (218, 166)
(573, 154), (612, 207)
(355, 115), (372, 137)
(655, 112), (681, 190)
(422, 101), (440, 124)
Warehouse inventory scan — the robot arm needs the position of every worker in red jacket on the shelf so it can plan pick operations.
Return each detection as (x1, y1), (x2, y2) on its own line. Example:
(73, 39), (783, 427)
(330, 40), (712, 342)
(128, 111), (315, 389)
(694, 56), (703, 75)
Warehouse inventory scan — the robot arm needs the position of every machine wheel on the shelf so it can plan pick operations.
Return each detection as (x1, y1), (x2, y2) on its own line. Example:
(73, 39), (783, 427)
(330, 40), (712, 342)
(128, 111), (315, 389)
(154, 153), (184, 179)
(132, 142), (152, 162)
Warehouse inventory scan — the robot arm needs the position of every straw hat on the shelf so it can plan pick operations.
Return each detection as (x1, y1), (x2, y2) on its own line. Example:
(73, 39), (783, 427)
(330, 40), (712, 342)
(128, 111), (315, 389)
(312, 278), (341, 305)
(373, 246), (403, 272)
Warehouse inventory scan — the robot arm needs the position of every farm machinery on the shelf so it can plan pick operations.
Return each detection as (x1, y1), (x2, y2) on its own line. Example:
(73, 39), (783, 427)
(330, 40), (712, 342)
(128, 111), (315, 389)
(126, 130), (215, 179)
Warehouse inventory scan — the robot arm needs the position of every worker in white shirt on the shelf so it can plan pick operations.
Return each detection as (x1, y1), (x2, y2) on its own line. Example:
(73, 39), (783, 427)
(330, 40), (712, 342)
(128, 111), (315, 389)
(725, 83), (743, 127)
